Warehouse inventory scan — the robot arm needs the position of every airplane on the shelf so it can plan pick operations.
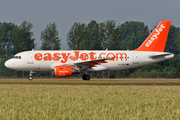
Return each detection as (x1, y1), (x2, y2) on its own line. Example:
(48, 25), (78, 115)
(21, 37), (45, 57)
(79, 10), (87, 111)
(5, 21), (174, 81)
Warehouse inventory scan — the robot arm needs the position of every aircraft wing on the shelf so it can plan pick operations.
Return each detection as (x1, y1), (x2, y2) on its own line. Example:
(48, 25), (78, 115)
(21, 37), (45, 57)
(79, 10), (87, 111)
(74, 58), (109, 67)
(50, 58), (112, 70)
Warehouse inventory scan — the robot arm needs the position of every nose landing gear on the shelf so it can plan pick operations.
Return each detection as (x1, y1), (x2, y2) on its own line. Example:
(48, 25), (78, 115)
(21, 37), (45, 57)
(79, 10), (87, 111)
(28, 76), (33, 81)
(28, 71), (35, 81)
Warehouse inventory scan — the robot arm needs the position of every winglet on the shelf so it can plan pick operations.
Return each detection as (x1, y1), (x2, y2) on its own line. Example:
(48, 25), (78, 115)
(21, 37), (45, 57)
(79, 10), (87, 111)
(133, 21), (171, 52)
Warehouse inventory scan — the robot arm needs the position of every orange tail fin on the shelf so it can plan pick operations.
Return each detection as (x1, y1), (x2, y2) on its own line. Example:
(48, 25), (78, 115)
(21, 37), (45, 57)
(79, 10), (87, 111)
(133, 21), (171, 52)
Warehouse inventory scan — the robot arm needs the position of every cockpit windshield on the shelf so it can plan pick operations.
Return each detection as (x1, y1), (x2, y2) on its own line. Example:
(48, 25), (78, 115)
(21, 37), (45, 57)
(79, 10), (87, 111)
(12, 56), (21, 59)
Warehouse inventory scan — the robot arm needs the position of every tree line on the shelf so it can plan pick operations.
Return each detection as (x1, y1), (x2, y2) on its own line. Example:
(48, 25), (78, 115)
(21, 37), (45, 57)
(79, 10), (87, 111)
(0, 20), (180, 78)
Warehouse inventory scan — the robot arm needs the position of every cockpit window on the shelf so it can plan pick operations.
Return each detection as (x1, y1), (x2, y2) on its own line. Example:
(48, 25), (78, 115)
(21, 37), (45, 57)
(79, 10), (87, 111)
(13, 56), (21, 59)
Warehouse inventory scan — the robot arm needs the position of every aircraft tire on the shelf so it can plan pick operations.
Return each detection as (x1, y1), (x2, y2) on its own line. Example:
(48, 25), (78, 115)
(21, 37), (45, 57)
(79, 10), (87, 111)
(28, 76), (33, 81)
(82, 75), (86, 80)
(82, 75), (90, 80)
(85, 75), (90, 80)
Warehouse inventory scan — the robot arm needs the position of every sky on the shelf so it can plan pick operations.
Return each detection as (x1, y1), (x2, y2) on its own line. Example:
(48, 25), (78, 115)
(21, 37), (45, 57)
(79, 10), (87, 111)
(0, 0), (180, 50)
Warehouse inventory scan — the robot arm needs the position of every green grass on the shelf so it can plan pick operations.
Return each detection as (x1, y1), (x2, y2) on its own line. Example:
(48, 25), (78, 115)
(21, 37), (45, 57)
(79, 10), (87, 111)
(0, 79), (180, 85)
(0, 85), (180, 119)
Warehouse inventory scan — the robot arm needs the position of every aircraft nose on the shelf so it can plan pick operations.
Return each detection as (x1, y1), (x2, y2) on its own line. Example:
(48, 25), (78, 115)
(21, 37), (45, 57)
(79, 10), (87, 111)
(5, 60), (10, 68)
(4, 60), (14, 69)
(4, 59), (21, 70)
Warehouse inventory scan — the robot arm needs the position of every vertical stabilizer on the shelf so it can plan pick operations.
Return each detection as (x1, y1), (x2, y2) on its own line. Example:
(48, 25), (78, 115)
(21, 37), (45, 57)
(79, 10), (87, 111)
(133, 21), (171, 52)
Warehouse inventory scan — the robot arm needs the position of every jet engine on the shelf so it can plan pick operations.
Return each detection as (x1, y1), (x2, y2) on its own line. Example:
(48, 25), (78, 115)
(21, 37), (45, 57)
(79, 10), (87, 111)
(53, 66), (79, 77)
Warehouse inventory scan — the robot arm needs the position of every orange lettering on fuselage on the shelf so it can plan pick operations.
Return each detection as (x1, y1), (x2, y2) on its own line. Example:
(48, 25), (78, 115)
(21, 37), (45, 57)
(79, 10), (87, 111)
(34, 53), (43, 61)
(61, 53), (71, 63)
(116, 53), (127, 61)
(70, 51), (80, 61)
(80, 53), (88, 61)
(89, 52), (96, 60)
(99, 53), (106, 59)
(107, 53), (115, 61)
(34, 51), (128, 63)
(44, 53), (52, 61)
(53, 53), (60, 61)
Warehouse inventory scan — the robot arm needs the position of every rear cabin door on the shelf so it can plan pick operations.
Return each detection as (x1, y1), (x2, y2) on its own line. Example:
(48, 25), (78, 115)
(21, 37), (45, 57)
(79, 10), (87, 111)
(133, 53), (138, 64)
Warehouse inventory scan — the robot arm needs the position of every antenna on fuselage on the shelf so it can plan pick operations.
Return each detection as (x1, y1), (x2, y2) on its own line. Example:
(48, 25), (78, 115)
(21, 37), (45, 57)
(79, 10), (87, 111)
(106, 48), (108, 51)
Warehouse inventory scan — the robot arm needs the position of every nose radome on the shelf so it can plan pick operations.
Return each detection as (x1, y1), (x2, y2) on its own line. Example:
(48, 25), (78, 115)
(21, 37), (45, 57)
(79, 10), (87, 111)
(5, 60), (11, 68)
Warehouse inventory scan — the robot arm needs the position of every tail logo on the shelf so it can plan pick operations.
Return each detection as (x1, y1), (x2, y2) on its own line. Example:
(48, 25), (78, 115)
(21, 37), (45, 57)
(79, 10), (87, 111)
(145, 24), (165, 47)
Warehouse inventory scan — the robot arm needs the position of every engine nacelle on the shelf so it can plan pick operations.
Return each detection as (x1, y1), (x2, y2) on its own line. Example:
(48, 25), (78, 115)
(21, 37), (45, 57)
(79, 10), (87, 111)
(54, 66), (79, 77)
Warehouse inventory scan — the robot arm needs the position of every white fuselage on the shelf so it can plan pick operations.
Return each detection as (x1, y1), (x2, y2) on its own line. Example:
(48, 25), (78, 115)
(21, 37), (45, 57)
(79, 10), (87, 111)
(5, 50), (174, 72)
(4, 21), (173, 80)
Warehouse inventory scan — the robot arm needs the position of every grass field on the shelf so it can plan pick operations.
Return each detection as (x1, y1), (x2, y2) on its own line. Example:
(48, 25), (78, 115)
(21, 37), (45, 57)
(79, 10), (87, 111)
(0, 84), (180, 119)
(0, 78), (180, 85)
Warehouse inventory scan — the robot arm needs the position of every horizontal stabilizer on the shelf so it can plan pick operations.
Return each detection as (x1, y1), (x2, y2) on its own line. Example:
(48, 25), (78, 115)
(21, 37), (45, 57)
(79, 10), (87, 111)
(149, 53), (174, 59)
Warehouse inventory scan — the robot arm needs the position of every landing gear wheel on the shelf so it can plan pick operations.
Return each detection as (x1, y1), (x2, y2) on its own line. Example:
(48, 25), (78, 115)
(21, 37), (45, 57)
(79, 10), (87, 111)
(28, 76), (33, 81)
(82, 75), (90, 80)
(85, 75), (90, 80)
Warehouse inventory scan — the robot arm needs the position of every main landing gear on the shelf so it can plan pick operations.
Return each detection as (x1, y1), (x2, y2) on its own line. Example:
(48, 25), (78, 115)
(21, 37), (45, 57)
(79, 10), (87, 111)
(28, 71), (34, 81)
(82, 74), (90, 80)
